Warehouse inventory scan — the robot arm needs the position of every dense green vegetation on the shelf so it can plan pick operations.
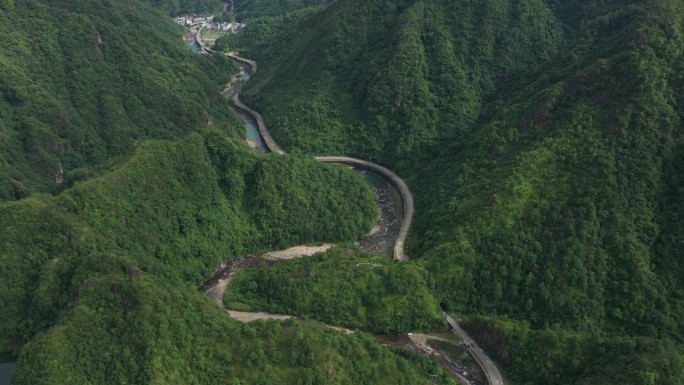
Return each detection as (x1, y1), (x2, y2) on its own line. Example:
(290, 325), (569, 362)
(0, 128), (375, 351)
(463, 317), (684, 385)
(0, 0), (236, 199)
(249, 157), (376, 247)
(234, 0), (332, 20)
(0, 0), (450, 383)
(216, 7), (321, 53)
(12, 255), (455, 385)
(226, 247), (446, 333)
(139, 0), (226, 15)
(4, 0), (684, 383)
(218, 0), (684, 383)
(221, 0), (566, 164)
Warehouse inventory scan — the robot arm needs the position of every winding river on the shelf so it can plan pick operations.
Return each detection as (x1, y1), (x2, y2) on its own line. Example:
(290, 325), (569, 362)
(221, 62), (406, 257)
(194, 31), (504, 384)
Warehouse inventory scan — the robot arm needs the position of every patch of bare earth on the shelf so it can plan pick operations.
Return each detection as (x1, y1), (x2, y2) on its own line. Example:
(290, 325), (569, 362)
(228, 310), (291, 322)
(200, 244), (355, 333)
(206, 276), (232, 306)
(262, 244), (334, 260)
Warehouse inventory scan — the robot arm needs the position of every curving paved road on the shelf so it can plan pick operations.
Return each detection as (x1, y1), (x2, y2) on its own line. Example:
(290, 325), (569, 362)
(315, 156), (412, 261)
(226, 53), (257, 74)
(224, 55), (412, 261)
(218, 51), (502, 385)
(231, 92), (285, 154)
(444, 313), (504, 385)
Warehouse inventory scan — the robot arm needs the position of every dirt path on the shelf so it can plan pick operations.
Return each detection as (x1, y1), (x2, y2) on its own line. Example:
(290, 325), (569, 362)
(407, 334), (477, 385)
(409, 333), (455, 352)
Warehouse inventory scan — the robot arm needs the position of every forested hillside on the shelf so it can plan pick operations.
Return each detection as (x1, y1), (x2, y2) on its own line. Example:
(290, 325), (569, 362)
(226, 248), (446, 333)
(0, 0), (234, 198)
(234, 0), (332, 19)
(3, 0), (684, 383)
(0, 127), (376, 352)
(220, 0), (565, 163)
(0, 1), (428, 383)
(218, 0), (684, 383)
(139, 0), (225, 15)
(12, 257), (453, 385)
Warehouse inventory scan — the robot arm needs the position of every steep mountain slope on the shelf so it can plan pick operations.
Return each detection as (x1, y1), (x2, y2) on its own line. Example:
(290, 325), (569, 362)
(224, 0), (565, 164)
(12, 254), (453, 385)
(235, 0), (333, 19)
(220, 0), (684, 383)
(139, 0), (225, 15)
(416, 0), (684, 335)
(0, 2), (386, 382)
(0, 128), (376, 351)
(0, 0), (234, 198)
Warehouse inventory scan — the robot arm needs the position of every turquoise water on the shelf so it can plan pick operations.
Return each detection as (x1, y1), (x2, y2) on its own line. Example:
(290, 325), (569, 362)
(226, 69), (268, 153)
(245, 120), (261, 143)
(245, 117), (267, 153)
(0, 363), (15, 385)
(188, 43), (200, 53)
(362, 172), (385, 186)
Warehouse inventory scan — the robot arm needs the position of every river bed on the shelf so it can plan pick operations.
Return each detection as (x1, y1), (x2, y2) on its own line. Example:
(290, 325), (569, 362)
(237, 126), (402, 255)
(356, 170), (402, 256)
(224, 64), (402, 256)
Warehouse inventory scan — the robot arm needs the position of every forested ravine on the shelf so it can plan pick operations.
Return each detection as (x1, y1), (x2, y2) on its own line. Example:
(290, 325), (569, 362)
(222, 55), (411, 261)
(204, 46), (504, 385)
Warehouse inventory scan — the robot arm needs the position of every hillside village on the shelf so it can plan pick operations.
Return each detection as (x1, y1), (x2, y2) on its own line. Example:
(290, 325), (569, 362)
(174, 14), (245, 32)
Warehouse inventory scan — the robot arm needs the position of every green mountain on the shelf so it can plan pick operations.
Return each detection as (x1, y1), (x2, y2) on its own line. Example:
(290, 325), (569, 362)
(226, 247), (447, 333)
(12, 255), (451, 385)
(0, 0), (234, 198)
(2, 0), (684, 383)
(219, 0), (684, 383)
(139, 0), (226, 15)
(0, 1), (434, 384)
(234, 0), (332, 19)
(0, 126), (377, 350)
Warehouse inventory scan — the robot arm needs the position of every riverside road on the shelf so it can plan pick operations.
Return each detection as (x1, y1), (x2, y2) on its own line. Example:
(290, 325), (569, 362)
(191, 29), (505, 384)
(226, 52), (504, 385)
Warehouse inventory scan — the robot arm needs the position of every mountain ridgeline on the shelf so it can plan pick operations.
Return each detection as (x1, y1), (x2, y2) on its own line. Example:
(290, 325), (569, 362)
(222, 0), (566, 160)
(218, 0), (684, 383)
(138, 0), (226, 15)
(0, 127), (377, 352)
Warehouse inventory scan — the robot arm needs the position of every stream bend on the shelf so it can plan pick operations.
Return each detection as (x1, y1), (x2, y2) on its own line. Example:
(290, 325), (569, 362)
(227, 57), (412, 261)
(215, 52), (503, 385)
